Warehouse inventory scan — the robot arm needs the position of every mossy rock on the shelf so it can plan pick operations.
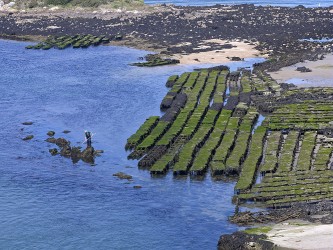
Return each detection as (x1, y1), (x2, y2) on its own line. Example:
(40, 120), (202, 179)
(47, 131), (55, 137)
(23, 135), (34, 141)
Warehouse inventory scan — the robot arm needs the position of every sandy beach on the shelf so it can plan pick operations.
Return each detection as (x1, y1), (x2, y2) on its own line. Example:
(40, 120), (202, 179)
(269, 53), (333, 87)
(267, 221), (333, 250)
(173, 40), (265, 64)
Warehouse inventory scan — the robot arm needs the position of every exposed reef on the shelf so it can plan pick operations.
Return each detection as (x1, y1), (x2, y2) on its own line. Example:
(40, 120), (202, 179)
(218, 231), (274, 250)
(46, 136), (103, 164)
(1, 4), (332, 69)
(131, 54), (180, 67)
(230, 201), (333, 225)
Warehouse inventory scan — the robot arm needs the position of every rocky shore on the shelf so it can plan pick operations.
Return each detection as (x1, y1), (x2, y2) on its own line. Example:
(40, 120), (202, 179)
(3, 3), (333, 249)
(219, 201), (333, 249)
(1, 4), (332, 69)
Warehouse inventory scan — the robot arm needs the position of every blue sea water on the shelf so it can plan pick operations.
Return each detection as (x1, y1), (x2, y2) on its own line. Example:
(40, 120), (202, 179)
(0, 39), (267, 249)
(145, 0), (333, 7)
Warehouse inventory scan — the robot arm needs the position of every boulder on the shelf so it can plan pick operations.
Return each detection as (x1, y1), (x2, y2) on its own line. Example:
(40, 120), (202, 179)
(296, 66), (312, 72)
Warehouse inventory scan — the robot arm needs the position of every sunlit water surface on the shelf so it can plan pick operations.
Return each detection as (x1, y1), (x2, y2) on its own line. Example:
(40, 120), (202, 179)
(0, 40), (265, 249)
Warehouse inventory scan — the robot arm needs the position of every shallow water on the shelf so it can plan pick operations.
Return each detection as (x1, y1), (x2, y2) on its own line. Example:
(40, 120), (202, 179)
(300, 38), (333, 43)
(0, 40), (266, 249)
(145, 0), (333, 7)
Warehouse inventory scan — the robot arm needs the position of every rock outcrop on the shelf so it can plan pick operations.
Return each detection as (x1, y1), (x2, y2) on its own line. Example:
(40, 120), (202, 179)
(46, 135), (102, 164)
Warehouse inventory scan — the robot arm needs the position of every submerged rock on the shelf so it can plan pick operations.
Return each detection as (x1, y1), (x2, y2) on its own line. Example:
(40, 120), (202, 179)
(22, 122), (33, 125)
(70, 146), (82, 163)
(47, 131), (55, 137)
(60, 145), (71, 157)
(113, 172), (133, 180)
(49, 148), (58, 156)
(55, 138), (69, 147)
(62, 130), (71, 134)
(46, 137), (57, 143)
(81, 147), (95, 163)
(94, 150), (104, 156)
(23, 135), (34, 140)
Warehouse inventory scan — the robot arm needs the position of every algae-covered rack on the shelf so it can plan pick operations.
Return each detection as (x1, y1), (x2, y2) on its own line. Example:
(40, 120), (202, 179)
(25, 34), (122, 50)
(127, 66), (333, 207)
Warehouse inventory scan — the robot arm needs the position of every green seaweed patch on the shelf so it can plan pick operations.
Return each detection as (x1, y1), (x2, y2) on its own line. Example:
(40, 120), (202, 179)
(25, 34), (117, 50)
(243, 226), (272, 235)
(131, 54), (180, 67)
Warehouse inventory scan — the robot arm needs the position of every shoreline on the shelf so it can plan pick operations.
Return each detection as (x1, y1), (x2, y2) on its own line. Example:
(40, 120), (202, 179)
(1, 3), (333, 249)
(1, 4), (332, 71)
(269, 53), (333, 87)
(267, 221), (333, 250)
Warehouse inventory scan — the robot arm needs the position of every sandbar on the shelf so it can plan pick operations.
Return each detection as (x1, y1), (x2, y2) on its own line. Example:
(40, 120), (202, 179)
(270, 54), (333, 87)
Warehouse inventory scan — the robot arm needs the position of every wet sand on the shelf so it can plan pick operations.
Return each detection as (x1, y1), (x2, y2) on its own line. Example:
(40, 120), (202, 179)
(267, 221), (333, 250)
(269, 54), (333, 87)
(173, 40), (265, 64)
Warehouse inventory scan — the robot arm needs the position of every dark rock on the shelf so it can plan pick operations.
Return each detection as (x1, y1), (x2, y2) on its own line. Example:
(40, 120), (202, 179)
(81, 146), (95, 163)
(70, 146), (82, 163)
(22, 122), (33, 125)
(113, 172), (133, 180)
(23, 135), (34, 141)
(47, 131), (55, 137)
(296, 66), (312, 72)
(60, 145), (71, 157)
(217, 232), (274, 250)
(70, 146), (81, 158)
(62, 130), (71, 134)
(131, 53), (180, 67)
(221, 44), (234, 49)
(55, 138), (69, 147)
(49, 148), (58, 156)
(229, 56), (243, 61)
(230, 201), (333, 225)
(46, 137), (57, 143)
(133, 185), (142, 189)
